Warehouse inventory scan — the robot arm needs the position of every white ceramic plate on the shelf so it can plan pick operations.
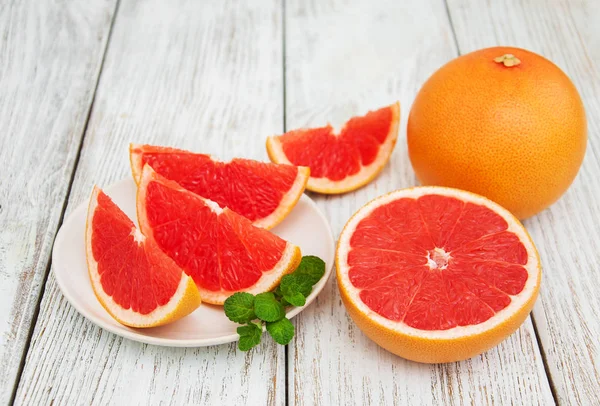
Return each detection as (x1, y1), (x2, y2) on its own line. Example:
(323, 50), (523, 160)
(52, 178), (335, 347)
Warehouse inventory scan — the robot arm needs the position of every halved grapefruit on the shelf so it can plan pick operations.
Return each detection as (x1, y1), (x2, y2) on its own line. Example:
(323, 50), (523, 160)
(336, 186), (541, 363)
(266, 103), (400, 194)
(130, 144), (309, 229)
(86, 187), (201, 328)
(137, 165), (302, 304)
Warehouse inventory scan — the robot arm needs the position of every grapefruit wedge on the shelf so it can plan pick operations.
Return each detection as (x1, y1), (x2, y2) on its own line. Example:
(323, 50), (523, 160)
(130, 144), (309, 229)
(336, 187), (541, 363)
(86, 187), (201, 328)
(137, 165), (302, 304)
(266, 103), (400, 194)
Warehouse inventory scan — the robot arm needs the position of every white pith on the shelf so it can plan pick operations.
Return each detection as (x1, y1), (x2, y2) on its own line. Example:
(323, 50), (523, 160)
(86, 187), (193, 327)
(253, 166), (309, 229)
(203, 198), (223, 214)
(427, 247), (451, 270)
(337, 186), (541, 339)
(132, 228), (145, 243)
(267, 103), (400, 192)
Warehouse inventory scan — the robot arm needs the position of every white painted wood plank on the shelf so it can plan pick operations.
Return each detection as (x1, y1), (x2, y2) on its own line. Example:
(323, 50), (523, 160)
(0, 0), (117, 403)
(14, 1), (285, 405)
(446, 0), (600, 404)
(285, 0), (555, 404)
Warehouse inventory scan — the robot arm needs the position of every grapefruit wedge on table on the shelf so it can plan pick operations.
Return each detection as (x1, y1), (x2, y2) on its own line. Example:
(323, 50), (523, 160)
(86, 187), (201, 328)
(130, 144), (309, 229)
(336, 187), (541, 363)
(137, 165), (302, 305)
(266, 102), (400, 194)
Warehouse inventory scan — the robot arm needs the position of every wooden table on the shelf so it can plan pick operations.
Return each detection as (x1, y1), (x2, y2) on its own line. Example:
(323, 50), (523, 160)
(1, 1), (598, 404)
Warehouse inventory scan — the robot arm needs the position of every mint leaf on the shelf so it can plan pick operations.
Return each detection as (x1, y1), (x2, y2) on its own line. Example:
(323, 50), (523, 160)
(237, 322), (262, 351)
(283, 290), (305, 307)
(224, 292), (256, 323)
(280, 274), (312, 299)
(295, 256), (326, 285)
(266, 318), (295, 345)
(254, 292), (285, 322)
(278, 257), (326, 306)
(279, 256), (326, 304)
(273, 287), (291, 306)
(273, 286), (283, 299)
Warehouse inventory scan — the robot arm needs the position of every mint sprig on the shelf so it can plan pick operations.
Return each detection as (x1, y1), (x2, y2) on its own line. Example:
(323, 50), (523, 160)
(223, 256), (326, 351)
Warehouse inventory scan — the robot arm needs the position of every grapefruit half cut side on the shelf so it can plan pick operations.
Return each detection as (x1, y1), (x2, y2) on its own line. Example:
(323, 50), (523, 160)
(130, 144), (310, 229)
(137, 165), (302, 305)
(86, 187), (201, 328)
(266, 102), (400, 194)
(336, 186), (541, 363)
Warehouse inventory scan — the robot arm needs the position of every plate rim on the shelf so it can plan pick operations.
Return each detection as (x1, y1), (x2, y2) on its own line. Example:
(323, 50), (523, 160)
(52, 177), (335, 347)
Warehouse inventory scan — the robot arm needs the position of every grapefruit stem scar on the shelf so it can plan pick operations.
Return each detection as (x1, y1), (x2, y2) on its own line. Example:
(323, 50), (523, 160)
(493, 54), (521, 67)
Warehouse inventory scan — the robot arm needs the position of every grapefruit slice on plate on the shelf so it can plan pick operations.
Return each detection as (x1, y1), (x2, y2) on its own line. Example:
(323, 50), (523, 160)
(86, 187), (201, 328)
(336, 186), (541, 363)
(266, 103), (400, 194)
(137, 165), (302, 305)
(130, 144), (309, 229)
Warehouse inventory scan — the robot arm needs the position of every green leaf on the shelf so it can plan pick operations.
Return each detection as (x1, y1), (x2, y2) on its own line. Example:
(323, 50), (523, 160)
(266, 318), (295, 345)
(295, 256), (326, 285)
(254, 292), (286, 322)
(283, 290), (305, 307)
(280, 274), (312, 300)
(272, 286), (283, 299)
(237, 322), (262, 351)
(279, 256), (326, 304)
(224, 292), (256, 324)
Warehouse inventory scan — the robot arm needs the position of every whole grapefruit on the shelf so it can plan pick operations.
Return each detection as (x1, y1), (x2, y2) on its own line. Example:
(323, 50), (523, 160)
(407, 47), (586, 219)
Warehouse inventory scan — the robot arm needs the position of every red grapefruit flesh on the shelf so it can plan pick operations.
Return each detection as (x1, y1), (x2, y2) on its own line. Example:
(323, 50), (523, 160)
(336, 186), (541, 363)
(86, 187), (201, 328)
(266, 103), (400, 194)
(137, 165), (302, 305)
(130, 144), (309, 229)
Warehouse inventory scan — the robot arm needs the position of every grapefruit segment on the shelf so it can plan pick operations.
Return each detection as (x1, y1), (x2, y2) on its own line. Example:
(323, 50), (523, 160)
(137, 165), (302, 305)
(86, 187), (201, 328)
(266, 103), (400, 194)
(336, 186), (541, 363)
(130, 144), (309, 229)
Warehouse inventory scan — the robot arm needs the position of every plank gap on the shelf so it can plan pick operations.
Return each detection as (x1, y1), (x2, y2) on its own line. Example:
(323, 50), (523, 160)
(282, 0), (288, 134)
(530, 315), (559, 405)
(443, 0), (461, 55)
(282, 1), (290, 406)
(7, 1), (122, 403)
